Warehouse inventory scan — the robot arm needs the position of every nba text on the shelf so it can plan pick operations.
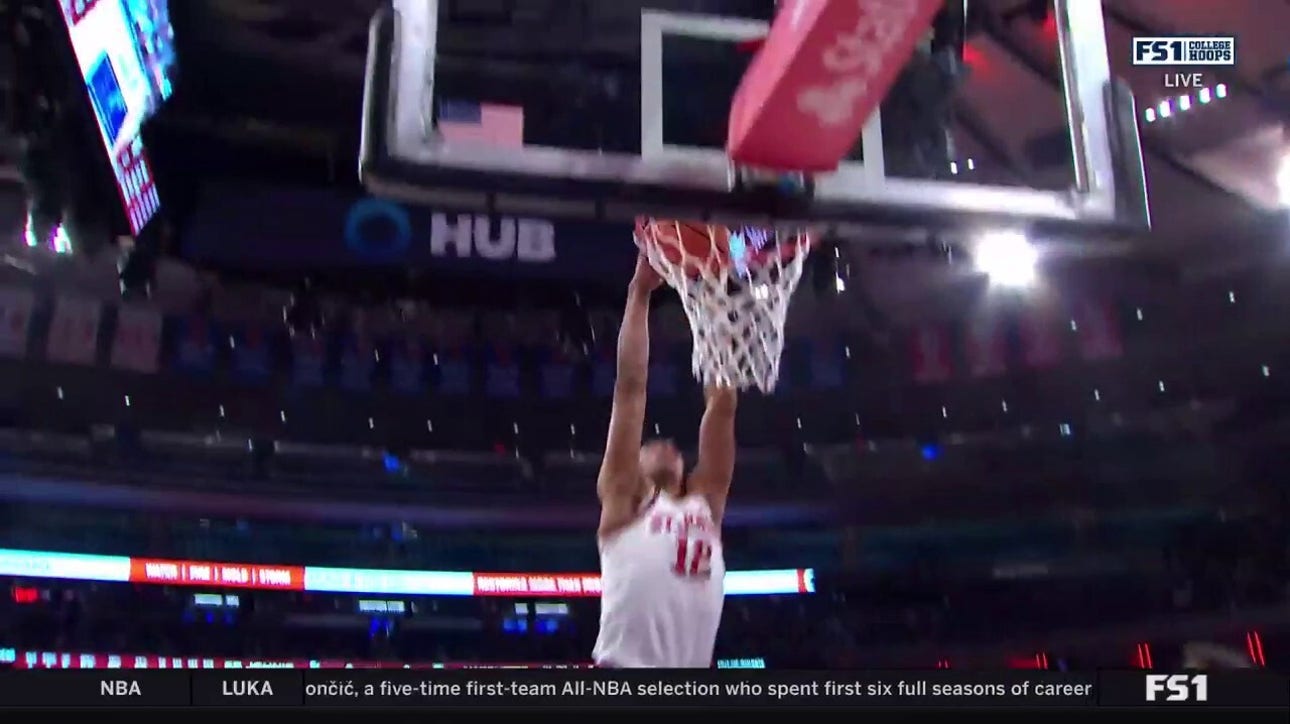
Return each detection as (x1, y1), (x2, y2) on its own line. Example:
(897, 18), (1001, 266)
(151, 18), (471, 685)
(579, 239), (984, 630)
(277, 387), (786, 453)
(561, 680), (721, 697)
(1144, 674), (1209, 702)
(101, 680), (142, 696)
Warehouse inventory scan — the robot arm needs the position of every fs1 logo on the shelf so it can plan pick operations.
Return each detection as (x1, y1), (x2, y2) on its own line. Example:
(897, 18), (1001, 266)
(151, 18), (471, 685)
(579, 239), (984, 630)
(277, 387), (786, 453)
(1145, 674), (1209, 702)
(1132, 36), (1235, 66)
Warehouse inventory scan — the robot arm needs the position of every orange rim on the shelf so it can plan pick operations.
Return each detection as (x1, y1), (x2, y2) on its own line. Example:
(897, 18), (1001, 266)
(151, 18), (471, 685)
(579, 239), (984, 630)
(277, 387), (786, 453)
(634, 217), (814, 273)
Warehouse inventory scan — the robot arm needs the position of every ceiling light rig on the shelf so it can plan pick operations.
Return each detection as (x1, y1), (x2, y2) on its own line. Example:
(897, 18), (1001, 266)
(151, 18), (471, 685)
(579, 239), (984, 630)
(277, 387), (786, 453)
(974, 230), (1037, 288)
(1142, 83), (1227, 124)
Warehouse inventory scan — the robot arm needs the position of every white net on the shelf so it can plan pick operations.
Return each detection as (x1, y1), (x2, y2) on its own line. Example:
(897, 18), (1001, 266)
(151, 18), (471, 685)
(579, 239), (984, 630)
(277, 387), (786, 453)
(635, 219), (813, 393)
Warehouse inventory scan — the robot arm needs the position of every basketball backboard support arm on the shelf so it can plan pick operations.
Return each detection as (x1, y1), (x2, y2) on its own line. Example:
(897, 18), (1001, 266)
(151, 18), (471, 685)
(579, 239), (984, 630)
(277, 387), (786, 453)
(360, 0), (1150, 239)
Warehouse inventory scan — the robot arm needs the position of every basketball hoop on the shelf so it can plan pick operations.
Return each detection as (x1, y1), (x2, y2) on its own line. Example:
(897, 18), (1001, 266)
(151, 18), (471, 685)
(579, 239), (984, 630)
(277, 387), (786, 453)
(634, 217), (813, 393)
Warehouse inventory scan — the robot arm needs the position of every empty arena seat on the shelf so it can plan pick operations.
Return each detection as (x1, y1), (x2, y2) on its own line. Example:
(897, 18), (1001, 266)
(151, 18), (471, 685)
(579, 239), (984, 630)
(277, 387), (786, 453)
(404, 449), (527, 493)
(540, 451), (598, 490)
(0, 427), (93, 464)
(270, 441), (390, 485)
(136, 430), (254, 479)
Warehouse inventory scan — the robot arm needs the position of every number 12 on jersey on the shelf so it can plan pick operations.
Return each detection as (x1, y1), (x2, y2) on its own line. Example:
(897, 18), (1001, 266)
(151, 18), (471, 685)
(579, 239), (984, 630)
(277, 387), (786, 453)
(674, 537), (714, 578)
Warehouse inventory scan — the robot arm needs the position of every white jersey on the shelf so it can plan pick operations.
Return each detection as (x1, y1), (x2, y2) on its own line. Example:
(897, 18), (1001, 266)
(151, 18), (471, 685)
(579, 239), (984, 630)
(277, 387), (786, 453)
(593, 491), (725, 668)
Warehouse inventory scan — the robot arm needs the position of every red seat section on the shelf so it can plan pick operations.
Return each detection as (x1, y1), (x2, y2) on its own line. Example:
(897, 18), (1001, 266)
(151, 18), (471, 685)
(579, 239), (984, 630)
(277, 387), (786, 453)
(726, 0), (944, 172)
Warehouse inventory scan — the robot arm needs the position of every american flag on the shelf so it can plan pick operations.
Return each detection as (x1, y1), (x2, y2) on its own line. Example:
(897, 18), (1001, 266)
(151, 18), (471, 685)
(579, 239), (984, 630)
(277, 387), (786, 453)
(437, 100), (525, 147)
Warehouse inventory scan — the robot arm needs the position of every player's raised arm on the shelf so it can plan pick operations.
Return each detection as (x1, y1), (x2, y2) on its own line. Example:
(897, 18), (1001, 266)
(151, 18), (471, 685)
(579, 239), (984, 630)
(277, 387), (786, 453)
(688, 385), (737, 524)
(597, 255), (661, 523)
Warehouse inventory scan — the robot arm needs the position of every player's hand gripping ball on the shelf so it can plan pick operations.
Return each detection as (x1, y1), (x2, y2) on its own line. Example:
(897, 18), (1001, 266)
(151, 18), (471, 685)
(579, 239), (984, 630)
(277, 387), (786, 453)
(630, 252), (664, 293)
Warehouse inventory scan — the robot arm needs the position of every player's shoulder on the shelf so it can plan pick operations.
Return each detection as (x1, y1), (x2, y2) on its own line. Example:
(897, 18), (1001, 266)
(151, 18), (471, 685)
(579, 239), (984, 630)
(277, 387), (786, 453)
(597, 489), (659, 544)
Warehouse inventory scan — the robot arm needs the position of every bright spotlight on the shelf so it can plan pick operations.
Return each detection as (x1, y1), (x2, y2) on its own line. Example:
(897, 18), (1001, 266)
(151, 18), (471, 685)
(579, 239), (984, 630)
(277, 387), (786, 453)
(1215, 83), (1227, 99)
(975, 231), (1037, 288)
(1277, 152), (1290, 207)
(1157, 100), (1172, 118)
(1143, 107), (1156, 123)
(1198, 87), (1212, 104)
(1178, 94), (1191, 112)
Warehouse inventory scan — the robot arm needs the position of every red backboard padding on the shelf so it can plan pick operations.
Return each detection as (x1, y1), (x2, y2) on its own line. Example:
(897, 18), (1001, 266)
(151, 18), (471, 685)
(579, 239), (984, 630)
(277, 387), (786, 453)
(726, 0), (944, 172)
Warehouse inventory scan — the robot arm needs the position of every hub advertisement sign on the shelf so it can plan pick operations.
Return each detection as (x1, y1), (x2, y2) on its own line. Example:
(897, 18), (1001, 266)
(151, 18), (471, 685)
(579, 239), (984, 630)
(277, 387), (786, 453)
(181, 184), (634, 281)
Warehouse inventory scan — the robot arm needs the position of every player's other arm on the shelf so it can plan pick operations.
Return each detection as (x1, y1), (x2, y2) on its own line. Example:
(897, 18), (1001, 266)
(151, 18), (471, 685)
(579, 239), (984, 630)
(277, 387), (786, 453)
(689, 385), (737, 524)
(597, 255), (660, 534)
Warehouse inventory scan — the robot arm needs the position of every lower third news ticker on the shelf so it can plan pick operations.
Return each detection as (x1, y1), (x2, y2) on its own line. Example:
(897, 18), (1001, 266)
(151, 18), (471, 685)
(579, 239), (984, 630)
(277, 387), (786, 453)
(0, 669), (1284, 708)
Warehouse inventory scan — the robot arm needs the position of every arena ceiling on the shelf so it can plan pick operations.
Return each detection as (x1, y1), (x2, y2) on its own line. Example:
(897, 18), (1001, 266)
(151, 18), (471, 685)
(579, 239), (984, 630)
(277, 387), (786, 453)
(161, 0), (1289, 285)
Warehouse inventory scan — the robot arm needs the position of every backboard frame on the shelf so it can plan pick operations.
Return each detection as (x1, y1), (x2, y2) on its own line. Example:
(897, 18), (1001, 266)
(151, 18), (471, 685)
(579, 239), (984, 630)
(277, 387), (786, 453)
(359, 0), (1149, 240)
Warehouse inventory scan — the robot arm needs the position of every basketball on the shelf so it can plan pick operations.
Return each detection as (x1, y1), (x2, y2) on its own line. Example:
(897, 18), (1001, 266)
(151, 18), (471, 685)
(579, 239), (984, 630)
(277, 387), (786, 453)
(636, 218), (731, 277)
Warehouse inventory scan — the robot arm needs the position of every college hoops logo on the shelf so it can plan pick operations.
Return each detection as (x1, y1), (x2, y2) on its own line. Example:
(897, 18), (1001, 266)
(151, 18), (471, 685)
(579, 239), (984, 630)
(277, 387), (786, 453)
(1132, 36), (1235, 66)
(1145, 674), (1209, 702)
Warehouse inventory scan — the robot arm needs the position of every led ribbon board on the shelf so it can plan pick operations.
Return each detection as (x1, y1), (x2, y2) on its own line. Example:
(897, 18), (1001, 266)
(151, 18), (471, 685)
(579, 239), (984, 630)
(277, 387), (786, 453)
(0, 549), (815, 597)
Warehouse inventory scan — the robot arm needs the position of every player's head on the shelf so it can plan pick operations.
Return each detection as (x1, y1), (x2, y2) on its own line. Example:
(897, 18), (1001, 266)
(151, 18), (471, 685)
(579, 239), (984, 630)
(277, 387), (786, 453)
(640, 439), (684, 494)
